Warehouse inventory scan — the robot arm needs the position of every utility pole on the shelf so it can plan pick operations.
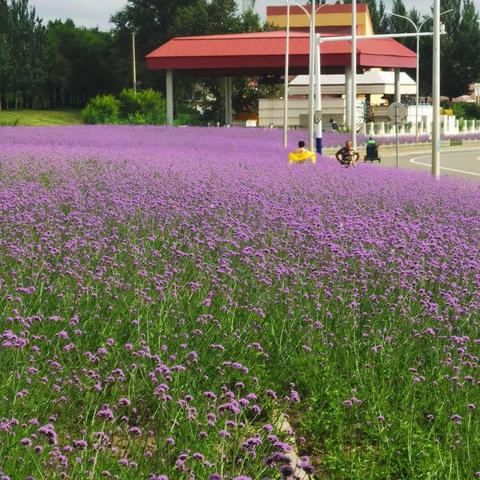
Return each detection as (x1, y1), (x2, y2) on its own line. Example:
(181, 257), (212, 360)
(132, 32), (137, 92)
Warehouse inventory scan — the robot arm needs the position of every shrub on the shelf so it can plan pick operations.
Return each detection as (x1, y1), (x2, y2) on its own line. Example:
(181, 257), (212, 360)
(464, 103), (480, 120)
(82, 95), (119, 124)
(118, 89), (166, 125)
(173, 110), (204, 126)
(451, 102), (480, 120)
(0, 118), (19, 126)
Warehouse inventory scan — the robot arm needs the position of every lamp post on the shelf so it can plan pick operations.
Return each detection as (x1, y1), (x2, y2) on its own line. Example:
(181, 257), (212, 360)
(315, 33), (322, 153)
(385, 10), (453, 143)
(283, 0), (291, 147)
(351, 0), (357, 150)
(432, 0), (440, 177)
(283, 1), (331, 152)
(308, 3), (315, 152)
(132, 31), (137, 92)
(283, 2), (312, 149)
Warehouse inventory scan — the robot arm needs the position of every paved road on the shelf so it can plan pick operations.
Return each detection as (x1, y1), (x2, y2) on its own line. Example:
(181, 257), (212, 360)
(378, 145), (480, 179)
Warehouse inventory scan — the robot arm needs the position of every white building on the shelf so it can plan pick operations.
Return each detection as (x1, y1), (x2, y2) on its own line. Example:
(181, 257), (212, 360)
(258, 71), (425, 128)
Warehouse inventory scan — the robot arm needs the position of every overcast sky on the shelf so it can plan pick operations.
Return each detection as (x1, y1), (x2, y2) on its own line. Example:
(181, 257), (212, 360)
(31, 0), (479, 30)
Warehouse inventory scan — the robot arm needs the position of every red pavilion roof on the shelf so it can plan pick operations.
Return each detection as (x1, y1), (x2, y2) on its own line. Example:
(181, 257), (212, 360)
(146, 31), (416, 75)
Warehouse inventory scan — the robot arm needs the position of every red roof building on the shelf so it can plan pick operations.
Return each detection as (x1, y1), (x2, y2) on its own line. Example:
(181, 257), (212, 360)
(146, 31), (416, 75)
(146, 29), (416, 126)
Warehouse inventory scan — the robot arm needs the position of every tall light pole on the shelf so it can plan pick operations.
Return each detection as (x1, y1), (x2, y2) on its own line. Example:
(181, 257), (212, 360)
(308, 4), (315, 152)
(283, 2), (312, 149)
(386, 10), (453, 143)
(283, 0), (291, 147)
(351, 0), (357, 150)
(283, 1), (331, 152)
(432, 0), (440, 177)
(315, 33), (322, 153)
(132, 31), (137, 92)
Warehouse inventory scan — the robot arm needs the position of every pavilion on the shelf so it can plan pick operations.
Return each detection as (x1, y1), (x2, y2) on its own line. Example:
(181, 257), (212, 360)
(146, 30), (416, 126)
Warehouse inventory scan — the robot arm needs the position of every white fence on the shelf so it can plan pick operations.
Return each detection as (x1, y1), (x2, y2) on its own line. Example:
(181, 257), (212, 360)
(361, 116), (480, 138)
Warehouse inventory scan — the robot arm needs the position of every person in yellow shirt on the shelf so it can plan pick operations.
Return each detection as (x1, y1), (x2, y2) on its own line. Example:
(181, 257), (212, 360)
(288, 141), (316, 165)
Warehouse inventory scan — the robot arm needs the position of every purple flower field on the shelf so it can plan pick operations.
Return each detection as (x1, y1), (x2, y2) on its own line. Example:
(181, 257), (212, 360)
(0, 126), (479, 479)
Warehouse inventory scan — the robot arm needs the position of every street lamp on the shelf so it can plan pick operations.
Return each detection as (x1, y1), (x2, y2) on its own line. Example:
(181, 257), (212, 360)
(385, 9), (453, 143)
(351, 0), (357, 150)
(283, 1), (332, 153)
(132, 31), (137, 92)
(432, 0), (440, 177)
(283, 1), (314, 151)
(126, 22), (138, 92)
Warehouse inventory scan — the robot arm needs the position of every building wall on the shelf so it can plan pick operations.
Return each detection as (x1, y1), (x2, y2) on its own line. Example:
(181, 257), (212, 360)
(267, 4), (374, 36)
(259, 97), (364, 127)
(259, 98), (345, 127)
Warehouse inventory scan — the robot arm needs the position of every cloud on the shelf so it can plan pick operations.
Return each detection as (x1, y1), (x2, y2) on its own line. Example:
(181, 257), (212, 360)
(31, 0), (127, 29)
(30, 0), (480, 30)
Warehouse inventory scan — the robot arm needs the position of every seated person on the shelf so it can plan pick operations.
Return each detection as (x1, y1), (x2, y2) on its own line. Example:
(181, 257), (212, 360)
(329, 118), (339, 130)
(365, 137), (379, 160)
(335, 140), (360, 167)
(288, 141), (316, 165)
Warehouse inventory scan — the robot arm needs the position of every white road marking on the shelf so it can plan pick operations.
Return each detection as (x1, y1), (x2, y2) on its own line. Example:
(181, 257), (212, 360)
(409, 155), (480, 177)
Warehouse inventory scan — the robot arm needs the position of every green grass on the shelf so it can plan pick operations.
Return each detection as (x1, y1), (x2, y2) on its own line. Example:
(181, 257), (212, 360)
(0, 109), (83, 126)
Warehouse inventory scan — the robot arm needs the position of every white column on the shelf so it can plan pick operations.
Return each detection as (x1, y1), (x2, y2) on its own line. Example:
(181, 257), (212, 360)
(166, 69), (174, 126)
(345, 66), (352, 129)
(394, 68), (401, 104)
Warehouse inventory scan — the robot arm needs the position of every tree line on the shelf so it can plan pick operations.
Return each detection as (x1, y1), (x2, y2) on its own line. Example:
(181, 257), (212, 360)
(0, 0), (479, 112)
(0, 0), (123, 109)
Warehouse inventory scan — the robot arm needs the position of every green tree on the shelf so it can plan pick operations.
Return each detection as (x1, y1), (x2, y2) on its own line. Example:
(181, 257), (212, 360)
(171, 0), (248, 37)
(441, 0), (480, 98)
(5, 0), (48, 108)
(45, 20), (122, 107)
(0, 0), (12, 109)
(419, 0), (480, 98)
(111, 0), (199, 91)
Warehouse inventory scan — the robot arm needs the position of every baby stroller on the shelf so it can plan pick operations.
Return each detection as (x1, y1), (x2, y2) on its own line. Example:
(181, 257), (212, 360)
(364, 142), (381, 163)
